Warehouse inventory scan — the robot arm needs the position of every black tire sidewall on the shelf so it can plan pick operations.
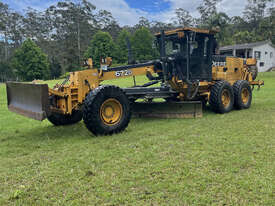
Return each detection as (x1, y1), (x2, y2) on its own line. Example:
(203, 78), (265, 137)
(83, 85), (131, 135)
(210, 81), (234, 114)
(233, 80), (252, 109)
(94, 91), (130, 132)
(218, 83), (234, 113)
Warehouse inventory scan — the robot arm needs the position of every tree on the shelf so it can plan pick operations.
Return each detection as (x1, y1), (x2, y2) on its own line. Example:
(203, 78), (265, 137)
(131, 27), (156, 61)
(243, 0), (267, 31)
(136, 17), (151, 29)
(243, 0), (274, 42)
(197, 0), (222, 27)
(114, 29), (131, 64)
(49, 57), (62, 79)
(173, 8), (194, 27)
(11, 39), (50, 81)
(1, 0), (274, 70)
(267, 6), (275, 44)
(45, 0), (97, 72)
(0, 61), (14, 82)
(95, 10), (121, 40)
(84, 31), (115, 68)
(150, 21), (176, 34)
(22, 8), (49, 40)
(232, 31), (257, 44)
(0, 2), (11, 61)
(208, 12), (231, 44)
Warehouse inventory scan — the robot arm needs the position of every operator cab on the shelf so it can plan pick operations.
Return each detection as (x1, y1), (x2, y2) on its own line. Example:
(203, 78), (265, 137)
(155, 28), (218, 82)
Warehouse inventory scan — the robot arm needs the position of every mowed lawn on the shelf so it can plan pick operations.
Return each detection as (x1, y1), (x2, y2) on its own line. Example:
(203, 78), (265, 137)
(0, 73), (274, 205)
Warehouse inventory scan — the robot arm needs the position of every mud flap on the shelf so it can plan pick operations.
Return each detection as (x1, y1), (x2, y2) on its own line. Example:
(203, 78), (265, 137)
(131, 101), (202, 118)
(6, 82), (50, 121)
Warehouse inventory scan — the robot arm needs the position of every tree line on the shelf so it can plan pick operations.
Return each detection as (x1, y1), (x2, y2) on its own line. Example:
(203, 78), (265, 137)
(0, 0), (274, 81)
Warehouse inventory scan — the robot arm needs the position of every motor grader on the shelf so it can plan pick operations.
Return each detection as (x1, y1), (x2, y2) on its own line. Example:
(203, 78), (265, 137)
(6, 27), (263, 135)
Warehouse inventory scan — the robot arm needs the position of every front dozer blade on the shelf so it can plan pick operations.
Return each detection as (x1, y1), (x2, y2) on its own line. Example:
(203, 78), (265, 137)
(132, 101), (203, 118)
(6, 82), (50, 121)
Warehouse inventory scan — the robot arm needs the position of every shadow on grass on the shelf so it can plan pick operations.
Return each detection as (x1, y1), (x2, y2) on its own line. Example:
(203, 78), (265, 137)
(8, 121), (95, 143)
(7, 104), (214, 144)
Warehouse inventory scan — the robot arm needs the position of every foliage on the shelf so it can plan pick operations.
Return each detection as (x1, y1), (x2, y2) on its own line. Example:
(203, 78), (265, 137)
(232, 31), (257, 44)
(131, 27), (157, 61)
(84, 31), (115, 68)
(0, 61), (14, 82)
(11, 39), (50, 81)
(115, 29), (131, 64)
(0, 0), (274, 74)
(197, 0), (222, 26)
(173, 8), (194, 27)
(44, 0), (97, 72)
(49, 57), (62, 79)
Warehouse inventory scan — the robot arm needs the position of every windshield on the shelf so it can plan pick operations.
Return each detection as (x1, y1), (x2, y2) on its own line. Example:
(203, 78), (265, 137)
(156, 36), (187, 57)
(156, 33), (211, 58)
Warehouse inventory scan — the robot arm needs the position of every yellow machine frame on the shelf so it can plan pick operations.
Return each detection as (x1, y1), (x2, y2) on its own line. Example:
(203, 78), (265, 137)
(50, 55), (263, 115)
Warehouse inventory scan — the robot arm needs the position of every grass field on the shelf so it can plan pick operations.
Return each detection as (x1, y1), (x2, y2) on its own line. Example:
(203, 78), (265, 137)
(0, 73), (274, 205)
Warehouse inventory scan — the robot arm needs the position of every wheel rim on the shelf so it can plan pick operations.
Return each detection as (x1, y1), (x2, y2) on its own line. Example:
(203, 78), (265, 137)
(241, 88), (249, 104)
(221, 89), (231, 108)
(100, 98), (122, 125)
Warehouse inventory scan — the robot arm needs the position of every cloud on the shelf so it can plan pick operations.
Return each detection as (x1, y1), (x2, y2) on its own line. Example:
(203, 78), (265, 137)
(3, 0), (59, 12)
(88, 0), (248, 26)
(3, 0), (250, 26)
(88, 0), (147, 25)
(217, 0), (247, 17)
(86, 0), (202, 25)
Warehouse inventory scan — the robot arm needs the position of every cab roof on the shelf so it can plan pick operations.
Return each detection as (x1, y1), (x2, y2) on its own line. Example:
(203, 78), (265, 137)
(154, 27), (219, 37)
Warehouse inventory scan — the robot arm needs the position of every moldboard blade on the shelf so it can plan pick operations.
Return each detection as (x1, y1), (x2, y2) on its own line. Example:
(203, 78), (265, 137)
(6, 82), (50, 121)
(131, 101), (203, 118)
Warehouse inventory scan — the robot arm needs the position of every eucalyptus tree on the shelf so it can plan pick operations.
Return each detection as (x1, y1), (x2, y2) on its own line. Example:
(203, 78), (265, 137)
(45, 0), (97, 72)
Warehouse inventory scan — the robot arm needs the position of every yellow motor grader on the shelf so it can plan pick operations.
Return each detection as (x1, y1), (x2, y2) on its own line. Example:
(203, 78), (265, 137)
(6, 28), (263, 135)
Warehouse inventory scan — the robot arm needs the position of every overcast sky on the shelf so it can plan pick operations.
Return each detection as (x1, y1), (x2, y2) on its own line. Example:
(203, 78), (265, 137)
(2, 0), (253, 25)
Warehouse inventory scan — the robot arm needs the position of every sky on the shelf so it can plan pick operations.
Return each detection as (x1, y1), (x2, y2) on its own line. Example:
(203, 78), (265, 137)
(2, 0), (250, 26)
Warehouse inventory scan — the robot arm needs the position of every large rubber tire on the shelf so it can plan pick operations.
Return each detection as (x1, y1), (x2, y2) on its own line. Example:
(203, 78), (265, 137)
(83, 85), (131, 136)
(233, 80), (252, 110)
(248, 65), (258, 80)
(209, 80), (234, 114)
(47, 110), (83, 126)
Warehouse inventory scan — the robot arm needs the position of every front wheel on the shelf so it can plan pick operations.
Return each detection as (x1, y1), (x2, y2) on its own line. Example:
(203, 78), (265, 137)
(209, 80), (234, 114)
(83, 85), (131, 136)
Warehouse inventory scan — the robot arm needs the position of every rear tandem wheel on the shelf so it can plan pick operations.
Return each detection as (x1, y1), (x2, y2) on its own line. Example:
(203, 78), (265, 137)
(233, 80), (252, 110)
(209, 80), (234, 114)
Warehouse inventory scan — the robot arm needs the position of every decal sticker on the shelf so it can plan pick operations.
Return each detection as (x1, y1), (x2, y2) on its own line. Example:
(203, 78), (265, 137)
(212, 61), (227, 67)
(115, 70), (133, 77)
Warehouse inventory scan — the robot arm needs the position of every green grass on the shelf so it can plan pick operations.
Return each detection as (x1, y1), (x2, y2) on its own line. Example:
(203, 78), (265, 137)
(0, 73), (274, 205)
